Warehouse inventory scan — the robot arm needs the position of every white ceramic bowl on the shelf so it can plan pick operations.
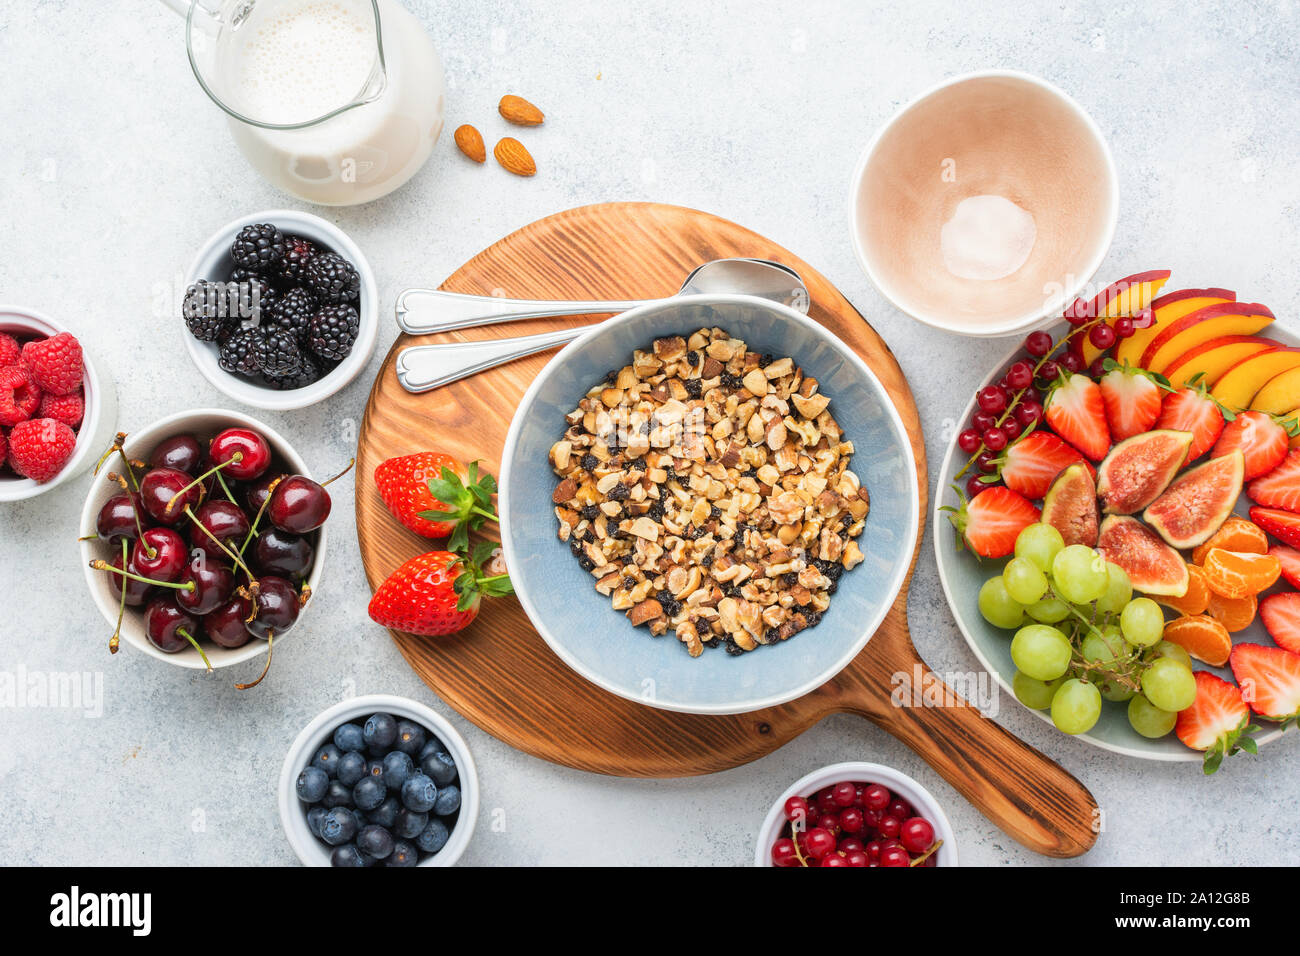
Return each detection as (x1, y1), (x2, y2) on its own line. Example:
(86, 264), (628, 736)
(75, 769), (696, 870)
(0, 305), (117, 502)
(849, 70), (1118, 338)
(181, 209), (378, 410)
(754, 761), (959, 866)
(278, 695), (479, 867)
(78, 407), (326, 669)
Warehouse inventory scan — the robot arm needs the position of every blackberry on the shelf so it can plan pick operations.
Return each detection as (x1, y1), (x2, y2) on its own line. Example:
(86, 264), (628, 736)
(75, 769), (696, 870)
(230, 223), (286, 274)
(307, 304), (360, 361)
(684, 378), (702, 399)
(233, 278), (278, 325)
(580, 453), (599, 473)
(182, 280), (238, 342)
(580, 504), (600, 521)
(271, 286), (318, 342)
(265, 354), (321, 391)
(720, 372), (742, 390)
(277, 235), (318, 283)
(255, 328), (304, 377)
(304, 252), (360, 304)
(218, 327), (264, 376)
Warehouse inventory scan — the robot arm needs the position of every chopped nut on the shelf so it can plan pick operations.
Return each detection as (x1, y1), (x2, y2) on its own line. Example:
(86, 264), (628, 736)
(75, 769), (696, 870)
(552, 478), (577, 503)
(629, 599), (663, 626)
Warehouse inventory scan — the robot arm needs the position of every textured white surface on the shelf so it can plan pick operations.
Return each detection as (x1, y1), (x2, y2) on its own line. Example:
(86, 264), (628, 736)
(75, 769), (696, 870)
(1, 0), (1298, 866)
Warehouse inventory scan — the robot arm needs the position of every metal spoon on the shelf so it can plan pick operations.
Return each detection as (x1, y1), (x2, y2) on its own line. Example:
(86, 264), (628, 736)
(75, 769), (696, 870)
(394, 258), (810, 393)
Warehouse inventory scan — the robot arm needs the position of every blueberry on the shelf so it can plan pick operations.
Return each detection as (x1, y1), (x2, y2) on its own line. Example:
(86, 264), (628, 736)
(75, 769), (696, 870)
(386, 840), (419, 867)
(336, 750), (367, 787)
(363, 712), (398, 751)
(351, 808), (368, 835)
(330, 843), (366, 867)
(433, 784), (461, 816)
(311, 743), (342, 778)
(306, 806), (328, 838)
(356, 824), (395, 860)
(364, 759), (386, 787)
(333, 722), (365, 753)
(393, 807), (428, 840)
(393, 720), (426, 756)
(382, 750), (413, 791)
(321, 779), (353, 809)
(401, 772), (438, 812)
(368, 795), (401, 829)
(414, 818), (450, 854)
(418, 737), (448, 762)
(353, 776), (387, 811)
(319, 806), (358, 846)
(295, 766), (329, 803)
(421, 750), (458, 787)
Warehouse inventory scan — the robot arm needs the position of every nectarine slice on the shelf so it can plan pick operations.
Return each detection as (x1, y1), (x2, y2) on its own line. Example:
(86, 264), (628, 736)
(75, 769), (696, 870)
(1251, 367), (1300, 416)
(1161, 335), (1279, 390)
(1075, 270), (1172, 366)
(1212, 347), (1300, 411)
(1139, 302), (1275, 375)
(1115, 288), (1235, 369)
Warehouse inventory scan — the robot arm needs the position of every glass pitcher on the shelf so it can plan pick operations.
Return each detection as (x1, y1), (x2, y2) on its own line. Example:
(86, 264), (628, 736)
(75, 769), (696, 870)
(162, 0), (446, 206)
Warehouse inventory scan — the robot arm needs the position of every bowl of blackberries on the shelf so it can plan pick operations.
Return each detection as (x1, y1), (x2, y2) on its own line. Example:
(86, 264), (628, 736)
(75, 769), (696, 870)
(180, 210), (378, 411)
(280, 695), (479, 867)
(78, 408), (346, 684)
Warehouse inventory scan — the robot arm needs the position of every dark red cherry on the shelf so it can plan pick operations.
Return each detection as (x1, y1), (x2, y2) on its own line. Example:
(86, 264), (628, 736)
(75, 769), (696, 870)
(245, 471), (287, 515)
(149, 434), (203, 475)
(131, 527), (189, 583)
(267, 475), (331, 534)
(106, 552), (153, 607)
(205, 594), (253, 649)
(143, 596), (198, 654)
(253, 529), (314, 579)
(176, 562), (235, 616)
(245, 575), (300, 640)
(139, 467), (201, 525)
(209, 428), (271, 481)
(97, 492), (146, 546)
(189, 499), (251, 559)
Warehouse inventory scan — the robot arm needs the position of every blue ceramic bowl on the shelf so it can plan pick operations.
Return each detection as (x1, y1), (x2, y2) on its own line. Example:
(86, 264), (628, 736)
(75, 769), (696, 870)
(498, 294), (920, 715)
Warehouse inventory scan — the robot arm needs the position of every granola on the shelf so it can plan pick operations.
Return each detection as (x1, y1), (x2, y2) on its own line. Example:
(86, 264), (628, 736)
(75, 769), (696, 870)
(548, 327), (869, 658)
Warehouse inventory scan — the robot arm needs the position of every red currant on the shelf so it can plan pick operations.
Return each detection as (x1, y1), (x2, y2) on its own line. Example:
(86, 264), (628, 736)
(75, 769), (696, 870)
(844, 849), (870, 867)
(971, 411), (997, 433)
(1089, 357), (1108, 380)
(860, 807), (882, 831)
(878, 815), (902, 839)
(1005, 361), (1035, 390)
(887, 798), (911, 820)
(1088, 322), (1116, 350)
(771, 837), (800, 866)
(784, 795), (810, 824)
(1038, 359), (1060, 381)
(818, 812), (842, 838)
(804, 828), (836, 859)
(1024, 330), (1053, 357)
(977, 385), (1008, 415)
(862, 784), (891, 811)
(1063, 298), (1091, 326)
(975, 451), (999, 474)
(1059, 352), (1083, 374)
(1113, 316), (1135, 338)
(816, 788), (838, 814)
(839, 807), (865, 833)
(865, 840), (883, 860)
(831, 781), (857, 807)
(879, 845), (911, 867)
(821, 853), (850, 867)
(981, 428), (1007, 452)
(839, 837), (864, 853)
(899, 817), (936, 854)
(1016, 400), (1043, 426)
(1001, 419), (1023, 442)
(965, 474), (989, 500)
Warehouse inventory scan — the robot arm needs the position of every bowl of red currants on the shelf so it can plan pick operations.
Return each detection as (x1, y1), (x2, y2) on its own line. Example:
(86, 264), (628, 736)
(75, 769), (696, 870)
(78, 408), (340, 681)
(755, 762), (958, 867)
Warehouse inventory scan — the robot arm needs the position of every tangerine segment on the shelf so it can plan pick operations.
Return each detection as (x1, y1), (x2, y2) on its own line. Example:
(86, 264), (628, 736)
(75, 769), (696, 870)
(1162, 615), (1233, 667)
(1191, 516), (1269, 565)
(1201, 548), (1282, 598)
(1157, 564), (1211, 616)
(1206, 591), (1258, 632)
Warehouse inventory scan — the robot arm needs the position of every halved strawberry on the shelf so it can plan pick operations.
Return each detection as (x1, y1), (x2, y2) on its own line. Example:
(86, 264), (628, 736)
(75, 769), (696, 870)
(1155, 386), (1224, 462)
(1174, 671), (1256, 774)
(997, 431), (1092, 500)
(1247, 447), (1300, 512)
(1044, 372), (1110, 461)
(1270, 544), (1300, 589)
(1098, 366), (1162, 440)
(1213, 410), (1289, 481)
(1259, 592), (1300, 655)
(1252, 506), (1300, 549)
(942, 486), (1040, 559)
(1230, 642), (1300, 725)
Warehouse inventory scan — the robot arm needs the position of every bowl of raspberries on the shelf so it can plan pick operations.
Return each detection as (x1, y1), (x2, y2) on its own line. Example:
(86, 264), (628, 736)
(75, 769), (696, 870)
(181, 210), (378, 411)
(0, 306), (116, 502)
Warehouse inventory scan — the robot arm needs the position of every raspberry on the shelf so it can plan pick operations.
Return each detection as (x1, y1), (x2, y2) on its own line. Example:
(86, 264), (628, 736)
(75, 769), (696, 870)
(7, 417), (77, 482)
(0, 333), (20, 367)
(21, 332), (84, 395)
(38, 389), (84, 428)
(0, 365), (41, 426)
(0, 429), (7, 469)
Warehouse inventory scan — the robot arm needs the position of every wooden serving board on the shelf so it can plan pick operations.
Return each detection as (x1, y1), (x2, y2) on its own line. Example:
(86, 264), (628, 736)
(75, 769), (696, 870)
(356, 203), (1098, 858)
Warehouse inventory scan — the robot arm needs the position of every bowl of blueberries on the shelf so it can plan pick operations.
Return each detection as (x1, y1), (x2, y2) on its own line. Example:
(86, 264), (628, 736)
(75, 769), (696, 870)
(280, 695), (478, 867)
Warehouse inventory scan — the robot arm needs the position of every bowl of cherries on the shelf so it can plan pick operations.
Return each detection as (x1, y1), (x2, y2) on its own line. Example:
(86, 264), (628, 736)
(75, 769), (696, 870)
(78, 408), (346, 685)
(755, 762), (958, 867)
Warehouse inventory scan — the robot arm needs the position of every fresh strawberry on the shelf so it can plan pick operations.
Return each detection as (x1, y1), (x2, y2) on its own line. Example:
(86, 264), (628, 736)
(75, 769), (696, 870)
(6, 417), (76, 482)
(1174, 671), (1256, 774)
(1044, 372), (1110, 461)
(1270, 544), (1300, 589)
(1098, 366), (1162, 440)
(1229, 641), (1300, 724)
(1247, 447), (1300, 512)
(37, 389), (83, 429)
(1251, 506), (1300, 549)
(368, 543), (513, 636)
(0, 332), (20, 367)
(1213, 410), (1289, 481)
(1155, 386), (1225, 462)
(0, 365), (41, 427)
(943, 485), (1039, 559)
(20, 332), (83, 396)
(373, 453), (498, 551)
(997, 431), (1092, 500)
(1259, 592), (1300, 655)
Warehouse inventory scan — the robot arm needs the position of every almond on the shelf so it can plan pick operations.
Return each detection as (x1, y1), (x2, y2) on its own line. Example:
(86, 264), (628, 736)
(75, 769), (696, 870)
(494, 137), (536, 177)
(498, 94), (544, 126)
(453, 124), (486, 163)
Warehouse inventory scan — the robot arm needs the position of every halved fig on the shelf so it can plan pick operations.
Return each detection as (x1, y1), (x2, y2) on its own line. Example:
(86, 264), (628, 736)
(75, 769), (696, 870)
(1143, 451), (1245, 549)
(1041, 462), (1099, 547)
(1097, 429), (1193, 514)
(1097, 515), (1190, 597)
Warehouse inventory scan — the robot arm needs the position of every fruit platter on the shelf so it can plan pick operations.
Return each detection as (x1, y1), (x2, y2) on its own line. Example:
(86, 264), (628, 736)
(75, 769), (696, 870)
(937, 272), (1300, 767)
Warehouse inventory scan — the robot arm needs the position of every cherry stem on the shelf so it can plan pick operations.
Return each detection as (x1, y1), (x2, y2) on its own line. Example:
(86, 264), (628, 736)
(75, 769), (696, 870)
(235, 632), (272, 690)
(183, 504), (258, 589)
(320, 458), (356, 488)
(177, 628), (213, 674)
(215, 471), (237, 504)
(239, 476), (283, 556)
(109, 539), (128, 655)
(91, 559), (195, 592)
(95, 433), (138, 491)
(166, 453), (243, 515)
